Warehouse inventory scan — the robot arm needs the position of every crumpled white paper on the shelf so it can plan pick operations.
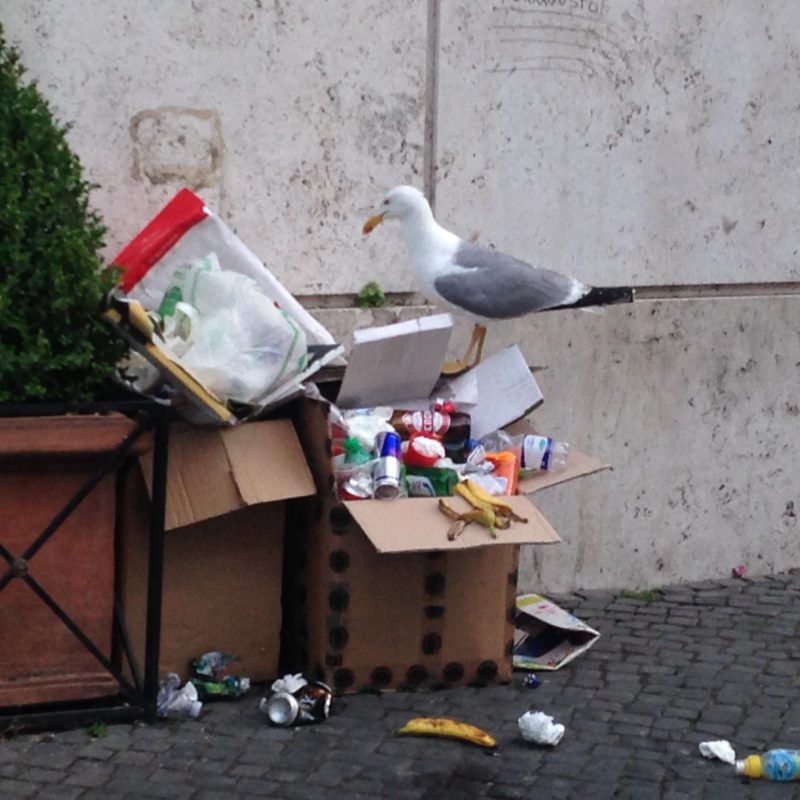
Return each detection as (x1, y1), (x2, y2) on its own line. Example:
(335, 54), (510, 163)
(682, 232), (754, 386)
(518, 711), (565, 746)
(699, 740), (736, 765)
(271, 673), (307, 694)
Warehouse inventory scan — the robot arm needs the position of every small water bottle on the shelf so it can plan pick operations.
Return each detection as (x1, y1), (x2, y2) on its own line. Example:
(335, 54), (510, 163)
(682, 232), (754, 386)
(480, 431), (569, 472)
(736, 750), (800, 781)
(520, 435), (569, 472)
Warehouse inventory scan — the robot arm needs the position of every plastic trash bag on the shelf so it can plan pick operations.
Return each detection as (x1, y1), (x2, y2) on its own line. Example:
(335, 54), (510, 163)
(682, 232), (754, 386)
(157, 253), (307, 405)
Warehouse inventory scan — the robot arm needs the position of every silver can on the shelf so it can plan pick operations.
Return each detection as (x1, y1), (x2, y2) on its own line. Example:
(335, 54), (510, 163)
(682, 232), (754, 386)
(264, 692), (299, 726)
(373, 455), (401, 499)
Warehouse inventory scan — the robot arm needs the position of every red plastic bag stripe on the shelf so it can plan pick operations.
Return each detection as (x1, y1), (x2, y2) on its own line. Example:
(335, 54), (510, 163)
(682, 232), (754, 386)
(113, 188), (208, 293)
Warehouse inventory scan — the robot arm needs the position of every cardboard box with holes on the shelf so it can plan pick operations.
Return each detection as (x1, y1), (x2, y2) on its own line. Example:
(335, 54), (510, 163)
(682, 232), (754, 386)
(281, 317), (609, 694)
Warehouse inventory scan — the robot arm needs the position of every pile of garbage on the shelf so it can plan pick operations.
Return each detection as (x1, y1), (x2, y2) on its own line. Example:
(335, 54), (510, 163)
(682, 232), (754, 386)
(333, 401), (568, 503)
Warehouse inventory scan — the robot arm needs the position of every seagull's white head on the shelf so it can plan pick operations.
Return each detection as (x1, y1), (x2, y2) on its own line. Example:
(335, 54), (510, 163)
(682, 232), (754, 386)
(362, 185), (431, 235)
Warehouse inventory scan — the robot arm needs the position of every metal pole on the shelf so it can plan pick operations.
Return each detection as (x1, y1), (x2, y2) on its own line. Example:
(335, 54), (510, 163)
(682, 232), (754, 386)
(143, 406), (169, 721)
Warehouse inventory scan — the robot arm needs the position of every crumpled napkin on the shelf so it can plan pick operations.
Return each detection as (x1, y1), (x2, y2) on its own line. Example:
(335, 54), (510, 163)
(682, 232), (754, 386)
(271, 673), (308, 694)
(699, 740), (736, 765)
(518, 711), (565, 746)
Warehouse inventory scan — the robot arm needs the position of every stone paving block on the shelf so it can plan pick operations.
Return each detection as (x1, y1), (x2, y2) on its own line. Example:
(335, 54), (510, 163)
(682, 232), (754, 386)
(103, 777), (195, 798)
(31, 785), (84, 800)
(63, 759), (114, 788)
(77, 743), (115, 760)
(0, 763), (19, 779)
(0, 777), (40, 797)
(18, 743), (77, 770)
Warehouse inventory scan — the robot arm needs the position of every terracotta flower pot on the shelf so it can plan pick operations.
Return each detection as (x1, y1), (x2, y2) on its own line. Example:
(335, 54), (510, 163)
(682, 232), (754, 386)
(0, 413), (142, 707)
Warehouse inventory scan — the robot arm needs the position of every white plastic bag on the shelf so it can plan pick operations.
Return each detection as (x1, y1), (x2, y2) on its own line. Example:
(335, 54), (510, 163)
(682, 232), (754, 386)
(158, 253), (307, 405)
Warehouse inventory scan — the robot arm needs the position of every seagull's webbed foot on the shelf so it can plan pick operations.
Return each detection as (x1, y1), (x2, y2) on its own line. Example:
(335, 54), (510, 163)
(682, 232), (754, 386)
(440, 359), (473, 377)
(440, 324), (487, 376)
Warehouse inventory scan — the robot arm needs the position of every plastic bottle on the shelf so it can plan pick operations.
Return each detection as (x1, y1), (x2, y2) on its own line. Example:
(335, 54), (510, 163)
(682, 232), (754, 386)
(735, 750), (800, 781)
(479, 431), (569, 472)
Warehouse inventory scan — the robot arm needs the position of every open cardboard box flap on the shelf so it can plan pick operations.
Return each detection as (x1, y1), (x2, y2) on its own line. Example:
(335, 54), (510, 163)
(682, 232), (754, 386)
(518, 449), (610, 494)
(141, 419), (316, 532)
(344, 494), (559, 554)
(503, 418), (612, 494)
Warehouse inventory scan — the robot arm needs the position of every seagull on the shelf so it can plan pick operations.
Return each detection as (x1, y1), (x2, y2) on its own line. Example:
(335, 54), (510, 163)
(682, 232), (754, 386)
(363, 185), (634, 374)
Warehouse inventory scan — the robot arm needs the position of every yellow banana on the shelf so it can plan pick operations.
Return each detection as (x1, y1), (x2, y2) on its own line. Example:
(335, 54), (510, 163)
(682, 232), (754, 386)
(454, 481), (495, 514)
(463, 479), (528, 523)
(397, 717), (497, 749)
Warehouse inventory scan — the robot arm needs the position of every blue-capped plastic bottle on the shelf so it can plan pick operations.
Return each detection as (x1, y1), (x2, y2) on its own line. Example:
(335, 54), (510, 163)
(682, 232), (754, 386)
(735, 750), (800, 781)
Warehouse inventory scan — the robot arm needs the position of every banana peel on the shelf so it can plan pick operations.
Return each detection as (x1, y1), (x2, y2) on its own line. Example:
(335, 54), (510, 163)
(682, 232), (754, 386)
(438, 498), (503, 539)
(459, 480), (529, 523)
(397, 717), (497, 749)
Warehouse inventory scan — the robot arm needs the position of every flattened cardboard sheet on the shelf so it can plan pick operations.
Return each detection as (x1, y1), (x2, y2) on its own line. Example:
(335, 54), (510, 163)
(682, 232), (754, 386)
(343, 494), (560, 554)
(337, 314), (453, 409)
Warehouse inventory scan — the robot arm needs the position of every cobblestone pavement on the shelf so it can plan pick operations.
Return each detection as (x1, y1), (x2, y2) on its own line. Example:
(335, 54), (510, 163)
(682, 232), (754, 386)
(2, 570), (800, 799)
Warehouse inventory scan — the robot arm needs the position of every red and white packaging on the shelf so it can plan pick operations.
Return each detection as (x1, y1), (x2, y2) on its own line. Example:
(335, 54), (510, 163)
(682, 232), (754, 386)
(112, 188), (335, 349)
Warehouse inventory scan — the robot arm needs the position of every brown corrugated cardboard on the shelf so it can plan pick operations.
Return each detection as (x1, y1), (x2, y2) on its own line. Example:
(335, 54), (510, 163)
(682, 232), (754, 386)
(344, 495), (560, 554)
(287, 395), (608, 695)
(119, 418), (316, 683)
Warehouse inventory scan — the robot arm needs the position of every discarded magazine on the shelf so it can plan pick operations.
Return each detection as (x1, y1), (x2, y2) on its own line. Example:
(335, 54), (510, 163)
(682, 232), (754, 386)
(513, 594), (600, 671)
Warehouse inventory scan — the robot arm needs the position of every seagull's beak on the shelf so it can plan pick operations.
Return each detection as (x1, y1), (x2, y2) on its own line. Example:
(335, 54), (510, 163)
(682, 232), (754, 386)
(362, 213), (385, 235)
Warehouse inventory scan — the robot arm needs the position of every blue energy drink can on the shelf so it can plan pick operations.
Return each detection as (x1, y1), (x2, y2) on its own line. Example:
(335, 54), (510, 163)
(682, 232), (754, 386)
(374, 432), (402, 499)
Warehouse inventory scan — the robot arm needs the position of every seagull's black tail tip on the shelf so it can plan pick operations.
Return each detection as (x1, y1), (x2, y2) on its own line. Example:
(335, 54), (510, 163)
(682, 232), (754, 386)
(564, 285), (635, 310)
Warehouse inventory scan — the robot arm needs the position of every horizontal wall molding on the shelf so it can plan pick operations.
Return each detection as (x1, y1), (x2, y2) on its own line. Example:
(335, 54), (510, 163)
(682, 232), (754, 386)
(297, 282), (800, 310)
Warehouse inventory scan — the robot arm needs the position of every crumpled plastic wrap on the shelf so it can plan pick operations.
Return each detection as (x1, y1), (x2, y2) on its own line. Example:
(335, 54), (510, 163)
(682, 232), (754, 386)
(518, 711), (565, 746)
(271, 673), (308, 694)
(699, 740), (736, 765)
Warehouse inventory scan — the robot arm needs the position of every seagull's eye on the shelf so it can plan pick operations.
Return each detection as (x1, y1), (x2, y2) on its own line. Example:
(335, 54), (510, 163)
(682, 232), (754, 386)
(383, 199), (390, 206)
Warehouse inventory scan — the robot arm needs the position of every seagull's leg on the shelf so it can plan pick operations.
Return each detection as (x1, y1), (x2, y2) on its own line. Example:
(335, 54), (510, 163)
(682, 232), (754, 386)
(441, 323), (482, 376)
(470, 325), (487, 367)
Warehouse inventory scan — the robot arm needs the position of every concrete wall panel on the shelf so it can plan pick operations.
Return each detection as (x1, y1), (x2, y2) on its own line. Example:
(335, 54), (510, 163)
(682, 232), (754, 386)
(436, 1), (800, 287)
(3, 1), (426, 295)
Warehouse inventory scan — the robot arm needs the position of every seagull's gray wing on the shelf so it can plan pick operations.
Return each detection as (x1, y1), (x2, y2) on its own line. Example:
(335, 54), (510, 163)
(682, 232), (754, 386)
(434, 242), (587, 319)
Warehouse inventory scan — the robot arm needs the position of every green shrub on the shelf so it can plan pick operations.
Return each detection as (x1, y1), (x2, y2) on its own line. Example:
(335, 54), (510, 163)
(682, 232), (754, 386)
(0, 25), (122, 403)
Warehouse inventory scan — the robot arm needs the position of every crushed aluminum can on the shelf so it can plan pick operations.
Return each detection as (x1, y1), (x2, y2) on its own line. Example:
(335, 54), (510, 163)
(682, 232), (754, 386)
(262, 692), (299, 726)
(340, 474), (373, 500)
(295, 680), (333, 724)
(260, 680), (333, 727)
(523, 674), (541, 689)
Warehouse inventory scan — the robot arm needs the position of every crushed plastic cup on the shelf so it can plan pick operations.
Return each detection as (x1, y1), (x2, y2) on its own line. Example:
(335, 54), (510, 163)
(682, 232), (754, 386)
(156, 673), (203, 720)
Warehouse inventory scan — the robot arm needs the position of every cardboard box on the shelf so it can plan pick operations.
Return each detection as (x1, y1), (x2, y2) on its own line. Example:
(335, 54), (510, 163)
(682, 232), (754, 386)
(286, 395), (608, 694)
(118, 418), (316, 683)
